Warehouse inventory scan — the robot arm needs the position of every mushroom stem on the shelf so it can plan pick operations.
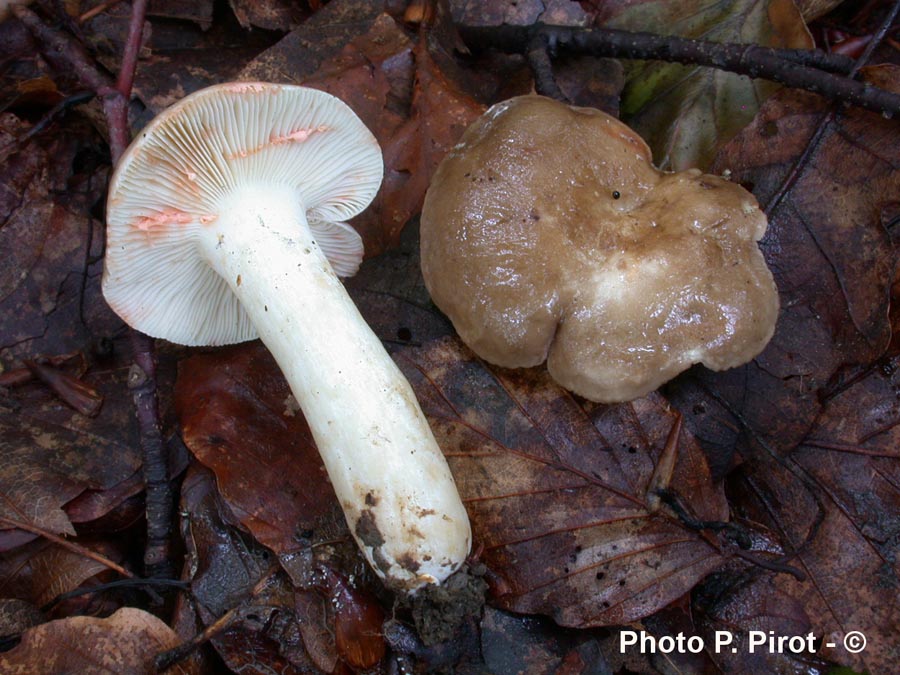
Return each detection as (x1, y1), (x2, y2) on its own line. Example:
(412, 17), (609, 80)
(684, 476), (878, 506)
(197, 184), (471, 591)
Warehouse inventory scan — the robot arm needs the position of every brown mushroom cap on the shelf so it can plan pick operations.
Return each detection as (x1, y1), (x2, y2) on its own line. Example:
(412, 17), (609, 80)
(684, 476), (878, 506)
(420, 95), (779, 403)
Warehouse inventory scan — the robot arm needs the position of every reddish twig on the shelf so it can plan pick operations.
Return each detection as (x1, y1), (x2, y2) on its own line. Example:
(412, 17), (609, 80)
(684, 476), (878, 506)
(114, 0), (147, 113)
(23, 359), (104, 417)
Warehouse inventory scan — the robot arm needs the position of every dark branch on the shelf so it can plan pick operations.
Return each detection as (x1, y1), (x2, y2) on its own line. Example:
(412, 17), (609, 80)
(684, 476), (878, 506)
(526, 35), (564, 99)
(458, 23), (900, 118)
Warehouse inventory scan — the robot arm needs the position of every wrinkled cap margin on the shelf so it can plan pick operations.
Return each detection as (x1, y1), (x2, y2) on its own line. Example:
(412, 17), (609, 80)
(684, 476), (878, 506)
(421, 95), (779, 403)
(103, 82), (383, 346)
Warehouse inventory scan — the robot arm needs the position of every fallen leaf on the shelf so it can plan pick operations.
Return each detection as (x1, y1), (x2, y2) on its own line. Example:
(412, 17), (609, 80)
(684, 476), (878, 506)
(239, 4), (486, 255)
(689, 355), (900, 674)
(0, 598), (44, 640)
(175, 344), (343, 556)
(480, 607), (611, 675)
(398, 336), (729, 627)
(695, 574), (819, 675)
(147, 0), (214, 30)
(0, 606), (197, 674)
(374, 37), (486, 250)
(673, 77), (899, 473)
(229, 0), (308, 31)
(177, 466), (341, 675)
(238, 0), (385, 84)
(588, 0), (813, 170)
(450, 0), (589, 27)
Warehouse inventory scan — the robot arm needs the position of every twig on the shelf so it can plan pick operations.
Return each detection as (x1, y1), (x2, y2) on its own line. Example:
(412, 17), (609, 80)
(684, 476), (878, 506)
(457, 23), (900, 118)
(128, 333), (174, 579)
(0, 91), (95, 156)
(155, 566), (279, 671)
(42, 577), (189, 612)
(526, 34), (564, 100)
(79, 0), (125, 24)
(0, 515), (135, 579)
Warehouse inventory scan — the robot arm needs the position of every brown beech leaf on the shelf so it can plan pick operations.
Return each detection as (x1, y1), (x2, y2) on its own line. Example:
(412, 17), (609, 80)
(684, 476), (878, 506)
(374, 38), (486, 250)
(702, 358), (900, 674)
(178, 466), (366, 675)
(175, 343), (343, 555)
(480, 607), (612, 675)
(239, 5), (485, 256)
(671, 78), (900, 472)
(229, 0), (308, 31)
(695, 574), (819, 675)
(0, 606), (197, 674)
(0, 113), (115, 360)
(397, 337), (729, 627)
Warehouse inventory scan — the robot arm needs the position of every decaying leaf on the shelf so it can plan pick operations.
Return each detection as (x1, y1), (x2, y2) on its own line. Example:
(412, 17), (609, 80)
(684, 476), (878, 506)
(240, 6), (486, 255)
(398, 337), (729, 627)
(674, 77), (899, 471)
(591, 0), (813, 170)
(0, 606), (197, 674)
(229, 0), (307, 31)
(374, 38), (486, 250)
(175, 344), (342, 556)
(753, 359), (899, 674)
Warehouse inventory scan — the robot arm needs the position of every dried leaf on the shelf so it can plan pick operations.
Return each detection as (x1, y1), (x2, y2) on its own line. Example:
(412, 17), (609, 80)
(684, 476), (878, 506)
(450, 0), (589, 27)
(239, 6), (485, 255)
(178, 467), (343, 674)
(229, 0), (307, 31)
(175, 344), (342, 555)
(480, 607), (611, 675)
(0, 599), (44, 639)
(696, 575), (819, 675)
(374, 39), (485, 249)
(0, 606), (197, 674)
(0, 360), (145, 550)
(674, 78), (899, 472)
(398, 337), (728, 627)
(592, 0), (812, 170)
(0, 112), (122, 358)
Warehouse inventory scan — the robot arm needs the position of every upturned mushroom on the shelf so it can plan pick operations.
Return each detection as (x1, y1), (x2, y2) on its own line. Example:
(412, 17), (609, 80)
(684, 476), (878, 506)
(421, 95), (779, 403)
(103, 82), (470, 591)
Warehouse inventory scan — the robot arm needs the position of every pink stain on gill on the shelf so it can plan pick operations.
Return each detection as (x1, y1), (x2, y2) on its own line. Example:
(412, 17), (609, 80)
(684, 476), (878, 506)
(225, 126), (331, 161)
(131, 209), (199, 241)
(270, 125), (330, 145)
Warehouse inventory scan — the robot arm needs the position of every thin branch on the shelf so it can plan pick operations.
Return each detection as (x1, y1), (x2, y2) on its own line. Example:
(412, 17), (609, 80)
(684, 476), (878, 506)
(0, 515), (135, 579)
(458, 23), (900, 118)
(526, 35), (564, 100)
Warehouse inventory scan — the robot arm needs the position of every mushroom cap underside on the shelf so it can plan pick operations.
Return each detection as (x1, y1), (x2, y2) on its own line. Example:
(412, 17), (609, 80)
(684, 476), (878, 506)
(421, 95), (778, 403)
(103, 82), (383, 346)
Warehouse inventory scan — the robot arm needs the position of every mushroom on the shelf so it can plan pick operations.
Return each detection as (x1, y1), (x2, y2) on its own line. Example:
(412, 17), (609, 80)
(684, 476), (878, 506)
(103, 82), (470, 591)
(421, 95), (779, 403)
